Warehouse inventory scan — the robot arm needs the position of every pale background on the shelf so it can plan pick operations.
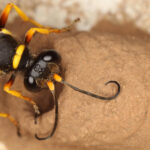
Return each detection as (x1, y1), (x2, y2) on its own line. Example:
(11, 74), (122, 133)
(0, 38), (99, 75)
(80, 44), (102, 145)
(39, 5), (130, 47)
(0, 0), (150, 32)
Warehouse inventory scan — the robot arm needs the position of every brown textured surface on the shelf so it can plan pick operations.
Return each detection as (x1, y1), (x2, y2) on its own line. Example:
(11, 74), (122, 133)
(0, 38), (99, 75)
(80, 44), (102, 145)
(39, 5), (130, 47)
(0, 20), (150, 150)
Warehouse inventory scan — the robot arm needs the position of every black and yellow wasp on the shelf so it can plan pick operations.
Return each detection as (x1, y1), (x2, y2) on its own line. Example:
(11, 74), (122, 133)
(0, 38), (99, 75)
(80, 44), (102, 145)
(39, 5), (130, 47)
(0, 3), (120, 140)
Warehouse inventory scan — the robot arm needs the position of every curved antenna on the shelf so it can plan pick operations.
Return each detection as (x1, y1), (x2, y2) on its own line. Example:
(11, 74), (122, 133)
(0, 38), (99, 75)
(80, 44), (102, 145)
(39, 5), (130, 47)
(35, 81), (58, 140)
(53, 74), (120, 100)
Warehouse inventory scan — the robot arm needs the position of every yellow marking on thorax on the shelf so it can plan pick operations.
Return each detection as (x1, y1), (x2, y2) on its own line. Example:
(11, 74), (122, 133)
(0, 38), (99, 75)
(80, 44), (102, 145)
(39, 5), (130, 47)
(1, 28), (12, 35)
(13, 45), (25, 69)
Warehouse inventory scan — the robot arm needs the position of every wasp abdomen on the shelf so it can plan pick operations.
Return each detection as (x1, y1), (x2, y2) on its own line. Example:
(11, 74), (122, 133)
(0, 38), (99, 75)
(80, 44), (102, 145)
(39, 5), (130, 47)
(0, 33), (17, 72)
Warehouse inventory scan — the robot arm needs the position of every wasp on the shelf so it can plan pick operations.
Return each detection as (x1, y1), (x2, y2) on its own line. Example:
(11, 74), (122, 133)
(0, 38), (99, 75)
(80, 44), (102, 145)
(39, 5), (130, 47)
(0, 3), (120, 140)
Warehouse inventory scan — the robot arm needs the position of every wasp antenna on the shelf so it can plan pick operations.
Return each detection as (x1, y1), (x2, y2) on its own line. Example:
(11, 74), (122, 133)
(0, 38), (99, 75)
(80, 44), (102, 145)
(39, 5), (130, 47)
(61, 17), (80, 32)
(35, 81), (58, 140)
(53, 74), (120, 100)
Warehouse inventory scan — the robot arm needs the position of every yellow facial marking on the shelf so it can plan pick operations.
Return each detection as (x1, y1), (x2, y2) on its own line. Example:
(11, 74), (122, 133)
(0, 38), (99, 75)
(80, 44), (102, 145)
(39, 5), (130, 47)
(53, 74), (62, 82)
(47, 81), (55, 91)
(1, 28), (12, 35)
(13, 45), (25, 69)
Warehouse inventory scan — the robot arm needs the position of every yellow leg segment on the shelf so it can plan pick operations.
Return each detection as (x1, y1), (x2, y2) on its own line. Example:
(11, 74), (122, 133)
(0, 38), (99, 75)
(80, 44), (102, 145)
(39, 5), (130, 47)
(25, 27), (71, 44)
(0, 113), (20, 136)
(0, 3), (79, 29)
(25, 17), (79, 44)
(0, 113), (18, 127)
(0, 3), (47, 28)
(0, 3), (79, 44)
(3, 74), (40, 115)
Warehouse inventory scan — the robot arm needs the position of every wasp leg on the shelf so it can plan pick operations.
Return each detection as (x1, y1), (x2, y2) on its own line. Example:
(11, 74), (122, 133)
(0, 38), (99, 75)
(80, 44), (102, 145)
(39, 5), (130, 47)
(0, 113), (21, 136)
(25, 18), (80, 45)
(0, 3), (47, 28)
(35, 81), (58, 140)
(3, 74), (40, 121)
